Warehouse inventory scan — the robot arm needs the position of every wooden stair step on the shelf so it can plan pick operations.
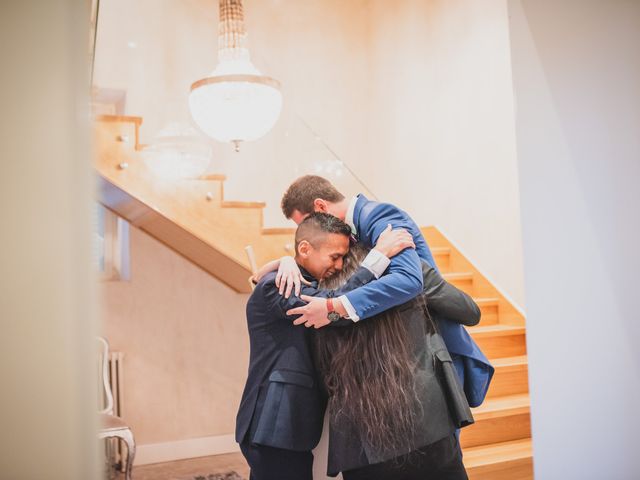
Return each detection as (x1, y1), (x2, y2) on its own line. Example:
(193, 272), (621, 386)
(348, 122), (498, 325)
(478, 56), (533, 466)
(221, 200), (266, 209)
(472, 393), (530, 420)
(262, 227), (296, 235)
(464, 439), (533, 480)
(432, 247), (451, 271)
(467, 324), (526, 337)
(467, 324), (527, 358)
(443, 272), (474, 281)
(474, 297), (499, 305)
(490, 355), (527, 367)
(473, 297), (500, 325)
(487, 356), (529, 398)
(462, 394), (531, 448)
(443, 272), (474, 295)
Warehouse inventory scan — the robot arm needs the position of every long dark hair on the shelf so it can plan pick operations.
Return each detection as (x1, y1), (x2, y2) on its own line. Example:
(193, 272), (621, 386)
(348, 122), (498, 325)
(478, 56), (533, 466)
(315, 245), (421, 456)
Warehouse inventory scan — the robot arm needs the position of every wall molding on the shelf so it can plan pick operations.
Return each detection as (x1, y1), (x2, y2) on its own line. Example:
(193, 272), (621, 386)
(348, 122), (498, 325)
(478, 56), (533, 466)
(134, 433), (239, 466)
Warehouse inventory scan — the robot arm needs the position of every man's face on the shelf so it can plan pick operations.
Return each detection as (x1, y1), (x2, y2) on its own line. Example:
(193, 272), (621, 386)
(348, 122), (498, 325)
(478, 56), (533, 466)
(298, 233), (350, 280)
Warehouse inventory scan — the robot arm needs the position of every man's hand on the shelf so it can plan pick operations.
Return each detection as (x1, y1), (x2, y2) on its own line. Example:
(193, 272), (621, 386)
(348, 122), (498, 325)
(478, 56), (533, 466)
(276, 256), (312, 298)
(374, 224), (415, 258)
(287, 295), (332, 329)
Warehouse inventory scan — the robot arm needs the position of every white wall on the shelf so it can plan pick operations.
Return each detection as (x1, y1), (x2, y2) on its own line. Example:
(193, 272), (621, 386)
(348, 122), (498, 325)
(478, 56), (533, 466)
(363, 0), (525, 306)
(101, 226), (250, 445)
(0, 1), (98, 478)
(508, 1), (640, 478)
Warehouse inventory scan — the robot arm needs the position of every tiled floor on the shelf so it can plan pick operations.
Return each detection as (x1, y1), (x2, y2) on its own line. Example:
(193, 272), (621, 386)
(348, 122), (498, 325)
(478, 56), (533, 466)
(117, 452), (250, 480)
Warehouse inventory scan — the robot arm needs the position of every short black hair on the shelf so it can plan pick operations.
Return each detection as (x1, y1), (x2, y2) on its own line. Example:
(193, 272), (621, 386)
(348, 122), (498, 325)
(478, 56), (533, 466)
(295, 212), (351, 253)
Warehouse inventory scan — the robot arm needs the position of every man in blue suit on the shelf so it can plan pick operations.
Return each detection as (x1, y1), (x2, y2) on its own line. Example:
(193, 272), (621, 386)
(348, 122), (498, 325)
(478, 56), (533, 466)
(236, 213), (413, 480)
(281, 175), (494, 407)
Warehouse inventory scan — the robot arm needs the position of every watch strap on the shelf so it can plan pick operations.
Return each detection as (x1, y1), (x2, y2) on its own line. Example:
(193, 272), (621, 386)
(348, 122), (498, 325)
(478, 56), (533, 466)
(327, 297), (335, 313)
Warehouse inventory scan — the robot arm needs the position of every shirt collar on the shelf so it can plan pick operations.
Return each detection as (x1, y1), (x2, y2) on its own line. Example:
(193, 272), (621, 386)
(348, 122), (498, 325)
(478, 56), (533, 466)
(345, 195), (359, 235)
(298, 265), (319, 285)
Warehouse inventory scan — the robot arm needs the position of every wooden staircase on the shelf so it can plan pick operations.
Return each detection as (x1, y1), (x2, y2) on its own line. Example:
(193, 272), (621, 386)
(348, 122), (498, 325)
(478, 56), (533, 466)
(95, 115), (295, 292)
(95, 115), (532, 479)
(423, 228), (533, 479)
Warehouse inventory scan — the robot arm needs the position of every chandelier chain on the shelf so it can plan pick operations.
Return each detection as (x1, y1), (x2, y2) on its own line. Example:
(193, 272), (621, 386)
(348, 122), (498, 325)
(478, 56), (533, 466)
(219, 0), (246, 59)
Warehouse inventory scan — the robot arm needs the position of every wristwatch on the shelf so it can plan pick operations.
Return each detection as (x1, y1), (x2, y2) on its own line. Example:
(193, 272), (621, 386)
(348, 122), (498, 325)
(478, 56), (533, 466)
(326, 298), (341, 323)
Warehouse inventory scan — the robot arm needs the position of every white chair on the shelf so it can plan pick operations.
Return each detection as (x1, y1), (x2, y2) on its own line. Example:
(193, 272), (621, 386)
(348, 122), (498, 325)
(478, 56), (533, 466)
(97, 337), (135, 480)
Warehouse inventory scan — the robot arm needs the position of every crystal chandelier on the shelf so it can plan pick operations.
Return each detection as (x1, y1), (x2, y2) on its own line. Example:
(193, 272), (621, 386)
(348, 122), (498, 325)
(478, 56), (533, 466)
(143, 121), (212, 180)
(189, 0), (283, 151)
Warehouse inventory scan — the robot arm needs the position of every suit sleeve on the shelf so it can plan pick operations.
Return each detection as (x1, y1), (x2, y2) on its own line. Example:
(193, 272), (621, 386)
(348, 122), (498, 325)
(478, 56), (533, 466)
(262, 266), (376, 321)
(343, 204), (424, 320)
(421, 262), (481, 326)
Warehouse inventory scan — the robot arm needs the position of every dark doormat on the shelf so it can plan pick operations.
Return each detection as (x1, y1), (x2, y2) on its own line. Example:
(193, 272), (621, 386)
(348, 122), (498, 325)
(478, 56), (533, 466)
(191, 473), (245, 480)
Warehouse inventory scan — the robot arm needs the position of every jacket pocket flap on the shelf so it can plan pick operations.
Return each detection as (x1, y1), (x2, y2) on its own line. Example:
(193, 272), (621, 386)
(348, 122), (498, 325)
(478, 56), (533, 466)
(268, 370), (314, 388)
(434, 348), (453, 363)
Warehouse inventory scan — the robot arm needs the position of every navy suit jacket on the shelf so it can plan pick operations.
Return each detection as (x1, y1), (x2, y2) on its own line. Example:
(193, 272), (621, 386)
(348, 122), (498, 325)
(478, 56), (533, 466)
(235, 266), (375, 451)
(344, 195), (494, 406)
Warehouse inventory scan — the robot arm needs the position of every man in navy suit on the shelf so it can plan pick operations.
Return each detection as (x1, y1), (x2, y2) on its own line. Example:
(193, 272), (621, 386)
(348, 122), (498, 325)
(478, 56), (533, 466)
(236, 213), (414, 480)
(281, 175), (494, 407)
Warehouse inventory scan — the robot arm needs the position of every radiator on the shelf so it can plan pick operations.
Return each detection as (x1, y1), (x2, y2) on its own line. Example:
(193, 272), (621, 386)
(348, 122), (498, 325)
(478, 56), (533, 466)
(106, 351), (126, 475)
(108, 351), (125, 417)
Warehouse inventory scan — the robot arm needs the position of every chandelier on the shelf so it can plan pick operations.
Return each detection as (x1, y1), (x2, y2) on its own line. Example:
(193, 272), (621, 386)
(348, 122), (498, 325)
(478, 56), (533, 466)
(143, 121), (212, 180)
(189, 0), (283, 151)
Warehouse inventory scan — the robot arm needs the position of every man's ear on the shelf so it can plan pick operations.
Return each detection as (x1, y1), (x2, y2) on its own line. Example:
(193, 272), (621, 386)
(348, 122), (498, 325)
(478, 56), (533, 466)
(297, 240), (312, 258)
(313, 198), (328, 212)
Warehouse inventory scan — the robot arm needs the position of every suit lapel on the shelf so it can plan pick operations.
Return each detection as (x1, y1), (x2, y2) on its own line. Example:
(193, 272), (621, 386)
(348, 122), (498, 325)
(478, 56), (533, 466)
(352, 194), (368, 237)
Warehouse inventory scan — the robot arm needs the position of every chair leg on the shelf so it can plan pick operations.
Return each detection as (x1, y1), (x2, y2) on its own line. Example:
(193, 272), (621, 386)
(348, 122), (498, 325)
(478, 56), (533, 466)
(119, 428), (136, 480)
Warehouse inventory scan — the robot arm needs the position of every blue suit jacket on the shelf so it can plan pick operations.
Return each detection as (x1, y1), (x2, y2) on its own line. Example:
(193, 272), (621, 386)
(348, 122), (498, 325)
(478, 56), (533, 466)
(344, 195), (494, 407)
(235, 266), (375, 451)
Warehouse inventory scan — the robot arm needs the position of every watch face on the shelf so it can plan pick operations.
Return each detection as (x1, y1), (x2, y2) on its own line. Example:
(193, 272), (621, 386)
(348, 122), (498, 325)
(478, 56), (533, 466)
(328, 311), (341, 322)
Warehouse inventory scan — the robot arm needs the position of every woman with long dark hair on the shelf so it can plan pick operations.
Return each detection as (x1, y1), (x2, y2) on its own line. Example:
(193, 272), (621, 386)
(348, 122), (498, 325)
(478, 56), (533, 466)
(315, 245), (481, 480)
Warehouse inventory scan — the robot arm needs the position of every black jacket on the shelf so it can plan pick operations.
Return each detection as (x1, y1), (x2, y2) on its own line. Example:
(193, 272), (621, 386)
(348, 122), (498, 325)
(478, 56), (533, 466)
(326, 262), (481, 476)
